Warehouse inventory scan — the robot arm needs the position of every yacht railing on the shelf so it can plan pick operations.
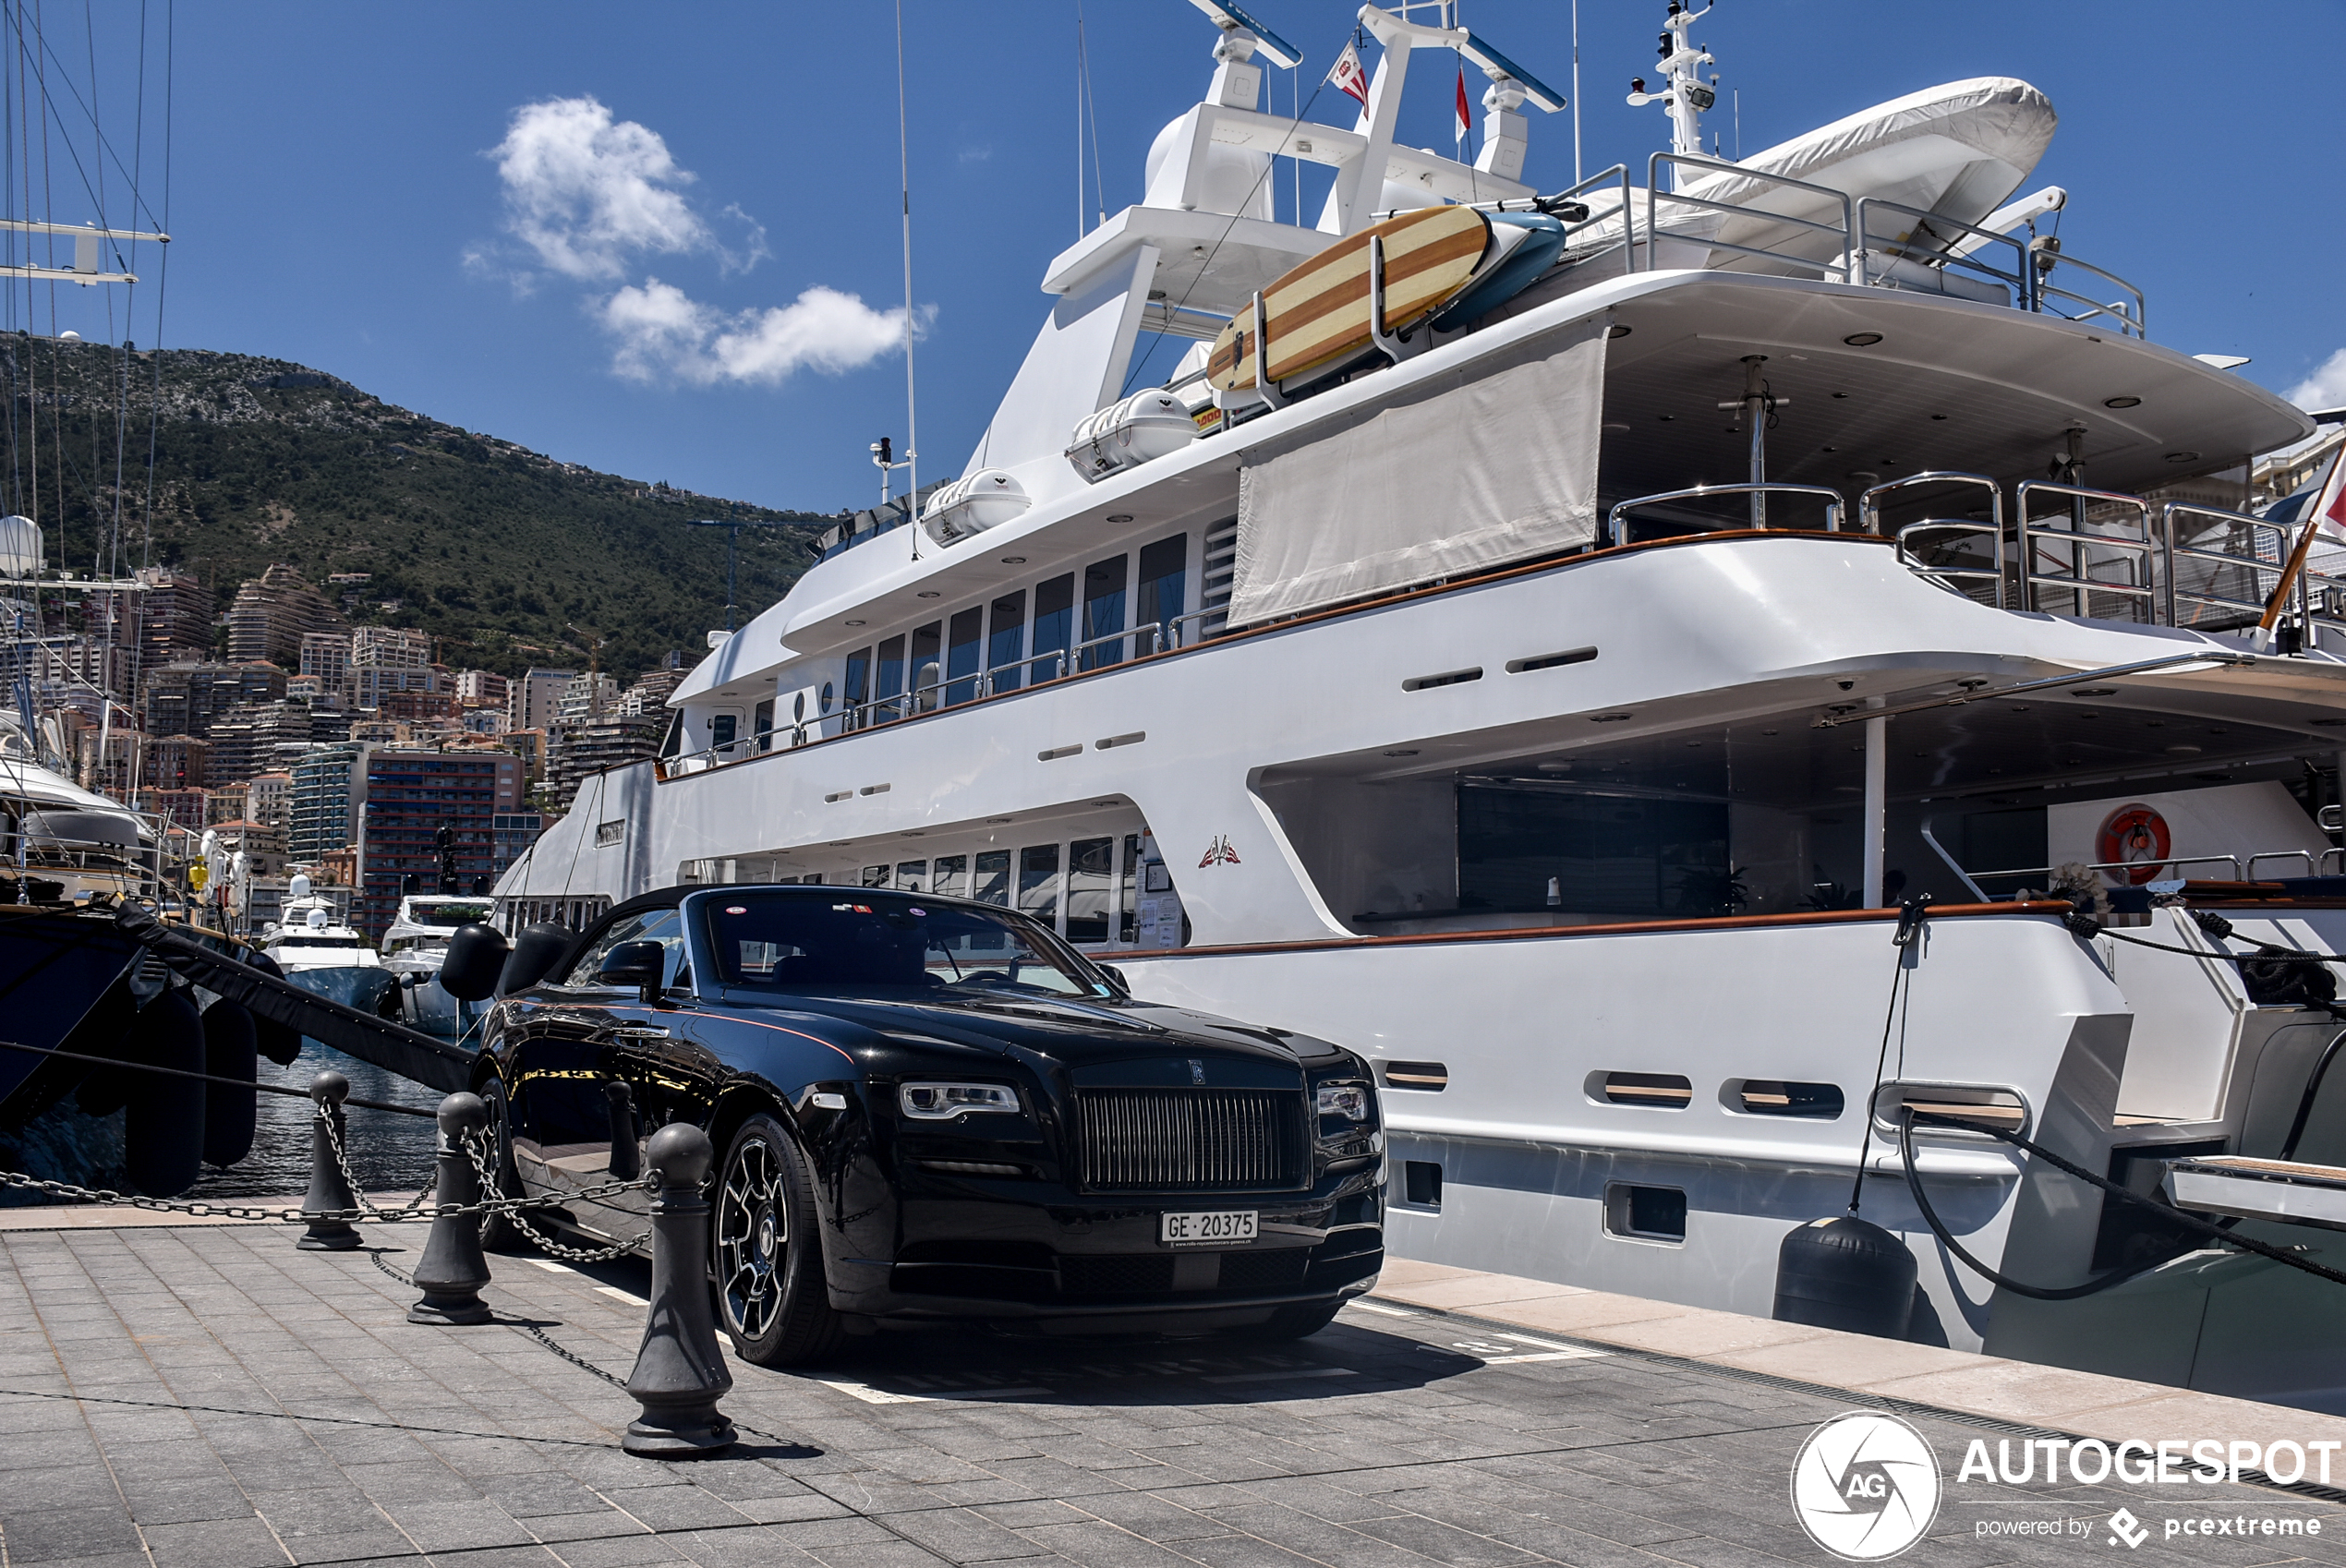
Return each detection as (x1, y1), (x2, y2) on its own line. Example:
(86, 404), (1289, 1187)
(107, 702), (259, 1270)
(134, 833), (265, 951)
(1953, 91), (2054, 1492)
(2162, 502), (2291, 634)
(1642, 153), (1857, 283)
(2015, 481), (2158, 621)
(1859, 473), (2006, 609)
(1607, 483), (1844, 545)
(1855, 198), (2031, 309)
(2028, 241), (2147, 339)
(1616, 162), (2145, 333)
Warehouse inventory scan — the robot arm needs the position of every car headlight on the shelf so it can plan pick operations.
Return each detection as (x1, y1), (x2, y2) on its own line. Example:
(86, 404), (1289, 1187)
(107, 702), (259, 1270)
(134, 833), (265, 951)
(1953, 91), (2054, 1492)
(1315, 1083), (1372, 1123)
(899, 1081), (1022, 1119)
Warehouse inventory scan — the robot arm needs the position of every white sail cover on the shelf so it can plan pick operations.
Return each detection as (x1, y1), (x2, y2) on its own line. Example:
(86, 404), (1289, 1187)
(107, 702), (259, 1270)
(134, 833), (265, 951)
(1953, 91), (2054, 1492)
(1229, 313), (1606, 628)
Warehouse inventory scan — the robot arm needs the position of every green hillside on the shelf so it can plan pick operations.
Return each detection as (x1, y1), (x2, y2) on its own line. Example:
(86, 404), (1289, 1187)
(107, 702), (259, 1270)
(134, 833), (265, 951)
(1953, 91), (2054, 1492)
(5, 335), (831, 683)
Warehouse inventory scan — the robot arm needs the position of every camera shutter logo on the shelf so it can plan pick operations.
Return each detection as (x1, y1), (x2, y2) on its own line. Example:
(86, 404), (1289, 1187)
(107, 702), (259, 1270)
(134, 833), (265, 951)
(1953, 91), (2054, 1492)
(1790, 1412), (1941, 1561)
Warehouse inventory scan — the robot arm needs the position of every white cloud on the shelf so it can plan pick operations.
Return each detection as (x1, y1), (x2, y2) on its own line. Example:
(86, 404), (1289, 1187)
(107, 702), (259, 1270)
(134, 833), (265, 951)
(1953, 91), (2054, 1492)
(2290, 347), (2346, 413)
(600, 279), (923, 386)
(490, 96), (712, 283)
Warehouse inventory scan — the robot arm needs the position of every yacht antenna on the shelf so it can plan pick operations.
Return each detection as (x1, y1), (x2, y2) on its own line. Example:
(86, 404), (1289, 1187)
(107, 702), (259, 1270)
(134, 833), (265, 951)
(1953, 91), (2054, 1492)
(1571, 0), (1582, 184)
(1625, 0), (1717, 190)
(893, 0), (920, 560)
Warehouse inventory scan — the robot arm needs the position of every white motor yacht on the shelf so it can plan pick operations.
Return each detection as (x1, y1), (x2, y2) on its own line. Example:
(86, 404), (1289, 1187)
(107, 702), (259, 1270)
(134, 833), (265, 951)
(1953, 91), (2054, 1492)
(378, 893), (494, 1036)
(495, 5), (2346, 1407)
(261, 873), (389, 1015)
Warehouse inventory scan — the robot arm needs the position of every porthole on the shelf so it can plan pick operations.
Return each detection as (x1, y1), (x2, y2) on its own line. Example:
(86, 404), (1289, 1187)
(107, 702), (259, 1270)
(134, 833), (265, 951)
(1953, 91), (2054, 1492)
(819, 681), (835, 715)
(1603, 1183), (1686, 1243)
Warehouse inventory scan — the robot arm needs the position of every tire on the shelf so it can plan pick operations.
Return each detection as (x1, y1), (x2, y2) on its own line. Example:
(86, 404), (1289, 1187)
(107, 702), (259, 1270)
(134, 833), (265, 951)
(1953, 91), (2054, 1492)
(714, 1112), (844, 1367)
(1230, 1301), (1342, 1342)
(476, 1076), (531, 1254)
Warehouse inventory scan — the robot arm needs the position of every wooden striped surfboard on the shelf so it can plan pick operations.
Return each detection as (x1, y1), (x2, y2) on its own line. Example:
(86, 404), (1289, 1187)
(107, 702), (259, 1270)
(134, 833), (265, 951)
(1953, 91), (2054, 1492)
(1206, 206), (1492, 394)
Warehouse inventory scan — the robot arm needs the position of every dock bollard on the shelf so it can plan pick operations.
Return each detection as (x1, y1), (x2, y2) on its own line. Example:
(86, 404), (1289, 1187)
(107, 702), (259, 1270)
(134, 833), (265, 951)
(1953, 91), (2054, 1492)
(297, 1070), (361, 1251)
(623, 1123), (735, 1457)
(408, 1092), (494, 1326)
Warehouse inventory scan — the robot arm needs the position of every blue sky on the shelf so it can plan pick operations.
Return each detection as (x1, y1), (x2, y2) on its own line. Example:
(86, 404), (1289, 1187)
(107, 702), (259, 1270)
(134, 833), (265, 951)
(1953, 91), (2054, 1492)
(22, 2), (2345, 514)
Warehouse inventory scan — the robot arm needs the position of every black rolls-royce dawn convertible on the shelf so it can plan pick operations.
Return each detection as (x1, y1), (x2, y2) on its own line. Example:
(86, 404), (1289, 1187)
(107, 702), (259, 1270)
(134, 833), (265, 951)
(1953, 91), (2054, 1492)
(473, 884), (1386, 1365)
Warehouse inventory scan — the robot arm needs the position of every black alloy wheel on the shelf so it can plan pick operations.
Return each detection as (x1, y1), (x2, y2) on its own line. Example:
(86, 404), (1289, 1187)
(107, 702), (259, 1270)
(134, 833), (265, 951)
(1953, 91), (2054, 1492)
(714, 1112), (843, 1366)
(475, 1076), (529, 1254)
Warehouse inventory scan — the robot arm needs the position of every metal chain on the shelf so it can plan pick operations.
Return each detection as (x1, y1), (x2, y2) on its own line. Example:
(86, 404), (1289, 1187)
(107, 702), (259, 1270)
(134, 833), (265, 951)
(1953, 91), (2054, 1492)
(321, 1110), (439, 1220)
(370, 1250), (415, 1289)
(464, 1133), (640, 1263)
(0, 1165), (651, 1225)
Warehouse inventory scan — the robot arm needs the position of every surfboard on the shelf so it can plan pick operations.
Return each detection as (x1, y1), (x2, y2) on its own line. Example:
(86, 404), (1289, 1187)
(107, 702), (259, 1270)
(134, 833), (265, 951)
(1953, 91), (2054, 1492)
(1206, 205), (1491, 395)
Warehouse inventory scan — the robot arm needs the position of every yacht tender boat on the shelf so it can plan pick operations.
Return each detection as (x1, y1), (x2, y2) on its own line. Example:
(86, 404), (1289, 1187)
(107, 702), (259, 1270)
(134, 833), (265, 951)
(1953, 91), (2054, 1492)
(495, 3), (2346, 1407)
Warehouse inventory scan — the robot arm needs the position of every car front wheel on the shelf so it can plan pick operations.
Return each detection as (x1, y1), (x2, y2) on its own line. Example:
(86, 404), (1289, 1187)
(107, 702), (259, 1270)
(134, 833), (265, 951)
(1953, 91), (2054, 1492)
(714, 1111), (843, 1366)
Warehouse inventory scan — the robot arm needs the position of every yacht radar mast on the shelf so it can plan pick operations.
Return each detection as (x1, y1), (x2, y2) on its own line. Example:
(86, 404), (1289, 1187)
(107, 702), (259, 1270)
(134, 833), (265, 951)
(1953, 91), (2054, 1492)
(1626, 0), (1719, 188)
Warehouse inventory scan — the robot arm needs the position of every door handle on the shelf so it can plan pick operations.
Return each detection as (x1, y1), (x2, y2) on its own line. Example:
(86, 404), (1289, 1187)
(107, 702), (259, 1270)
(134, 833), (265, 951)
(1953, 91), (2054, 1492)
(610, 1026), (673, 1041)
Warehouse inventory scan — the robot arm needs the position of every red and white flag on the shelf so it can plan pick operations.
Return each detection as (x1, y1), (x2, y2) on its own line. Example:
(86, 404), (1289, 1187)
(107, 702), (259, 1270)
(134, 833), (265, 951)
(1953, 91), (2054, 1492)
(1329, 39), (1369, 106)
(1454, 67), (1474, 148)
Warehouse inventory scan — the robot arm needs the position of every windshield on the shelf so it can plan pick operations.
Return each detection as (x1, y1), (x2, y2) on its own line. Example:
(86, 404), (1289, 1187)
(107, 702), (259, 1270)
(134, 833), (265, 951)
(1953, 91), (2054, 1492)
(409, 900), (492, 927)
(276, 934), (367, 948)
(701, 893), (1109, 998)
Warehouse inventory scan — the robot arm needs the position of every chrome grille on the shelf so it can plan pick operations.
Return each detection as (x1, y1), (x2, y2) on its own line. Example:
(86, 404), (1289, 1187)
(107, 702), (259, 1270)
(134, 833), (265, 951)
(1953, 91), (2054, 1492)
(1074, 1088), (1305, 1191)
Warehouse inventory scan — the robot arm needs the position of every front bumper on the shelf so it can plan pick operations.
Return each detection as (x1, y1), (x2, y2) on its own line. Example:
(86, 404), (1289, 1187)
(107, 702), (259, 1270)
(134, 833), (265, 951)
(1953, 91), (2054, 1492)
(825, 1169), (1385, 1330)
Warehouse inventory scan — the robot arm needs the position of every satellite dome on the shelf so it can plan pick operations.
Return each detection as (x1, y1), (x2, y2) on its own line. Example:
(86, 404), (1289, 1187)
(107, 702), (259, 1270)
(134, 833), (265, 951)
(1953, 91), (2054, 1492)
(55, 330), (79, 343)
(0, 514), (40, 578)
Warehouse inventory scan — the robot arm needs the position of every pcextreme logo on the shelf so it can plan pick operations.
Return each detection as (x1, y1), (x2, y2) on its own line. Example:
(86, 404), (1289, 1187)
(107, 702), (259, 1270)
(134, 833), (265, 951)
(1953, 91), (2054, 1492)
(1790, 1412), (1942, 1561)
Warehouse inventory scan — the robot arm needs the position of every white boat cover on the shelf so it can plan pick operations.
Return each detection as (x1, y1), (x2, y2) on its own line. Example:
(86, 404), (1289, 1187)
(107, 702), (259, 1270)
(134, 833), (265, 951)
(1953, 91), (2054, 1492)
(1686, 78), (2055, 261)
(1229, 313), (1606, 628)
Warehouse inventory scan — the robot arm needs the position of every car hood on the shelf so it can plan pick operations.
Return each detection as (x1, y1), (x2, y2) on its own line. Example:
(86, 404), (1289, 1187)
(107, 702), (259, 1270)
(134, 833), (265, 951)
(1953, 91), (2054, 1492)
(713, 986), (1310, 1070)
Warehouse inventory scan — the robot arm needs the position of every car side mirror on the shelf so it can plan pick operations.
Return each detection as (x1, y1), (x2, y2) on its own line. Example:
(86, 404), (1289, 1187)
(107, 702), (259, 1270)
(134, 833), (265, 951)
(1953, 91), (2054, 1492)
(598, 939), (669, 1005)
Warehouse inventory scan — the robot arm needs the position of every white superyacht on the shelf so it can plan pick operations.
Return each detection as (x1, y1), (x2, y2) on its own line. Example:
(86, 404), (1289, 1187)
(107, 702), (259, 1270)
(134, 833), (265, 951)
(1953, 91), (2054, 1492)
(497, 3), (2346, 1405)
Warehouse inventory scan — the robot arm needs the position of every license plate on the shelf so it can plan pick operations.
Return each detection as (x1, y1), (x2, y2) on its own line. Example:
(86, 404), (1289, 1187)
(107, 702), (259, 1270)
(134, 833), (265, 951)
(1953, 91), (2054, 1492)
(1160, 1210), (1256, 1245)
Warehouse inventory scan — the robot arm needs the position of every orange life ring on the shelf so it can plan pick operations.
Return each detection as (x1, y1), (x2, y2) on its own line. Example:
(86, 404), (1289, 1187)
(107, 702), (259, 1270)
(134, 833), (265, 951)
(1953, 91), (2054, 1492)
(2096, 804), (2171, 886)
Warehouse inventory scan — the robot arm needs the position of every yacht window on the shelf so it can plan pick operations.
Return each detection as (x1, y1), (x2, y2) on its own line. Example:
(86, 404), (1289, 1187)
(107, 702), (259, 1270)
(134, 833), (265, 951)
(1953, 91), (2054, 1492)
(1137, 534), (1189, 652)
(862, 865), (890, 888)
(1032, 574), (1074, 681)
(988, 591), (1027, 694)
(842, 645), (870, 712)
(945, 608), (984, 706)
(973, 849), (1010, 906)
(658, 711), (684, 759)
(874, 636), (905, 721)
(1458, 782), (1730, 919)
(709, 713), (738, 753)
(1082, 555), (1128, 670)
(1119, 832), (1140, 943)
(896, 859), (927, 893)
(1066, 837), (1113, 943)
(1019, 844), (1061, 929)
(932, 854), (968, 899)
(911, 622), (942, 708)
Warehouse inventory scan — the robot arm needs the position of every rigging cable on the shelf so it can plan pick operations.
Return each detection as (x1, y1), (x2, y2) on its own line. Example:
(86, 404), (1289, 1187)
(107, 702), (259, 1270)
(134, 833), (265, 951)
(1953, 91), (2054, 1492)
(1897, 1108), (2346, 1298)
(1846, 895), (1929, 1214)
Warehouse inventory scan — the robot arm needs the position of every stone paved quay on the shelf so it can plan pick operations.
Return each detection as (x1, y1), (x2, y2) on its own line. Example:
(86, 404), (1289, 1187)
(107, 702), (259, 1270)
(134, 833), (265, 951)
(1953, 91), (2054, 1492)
(6, 1218), (2346, 1568)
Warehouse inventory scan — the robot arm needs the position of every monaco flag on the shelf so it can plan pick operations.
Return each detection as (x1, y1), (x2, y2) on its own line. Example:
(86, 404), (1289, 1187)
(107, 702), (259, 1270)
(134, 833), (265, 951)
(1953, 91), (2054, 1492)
(1329, 39), (1369, 106)
(1455, 67), (1473, 146)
